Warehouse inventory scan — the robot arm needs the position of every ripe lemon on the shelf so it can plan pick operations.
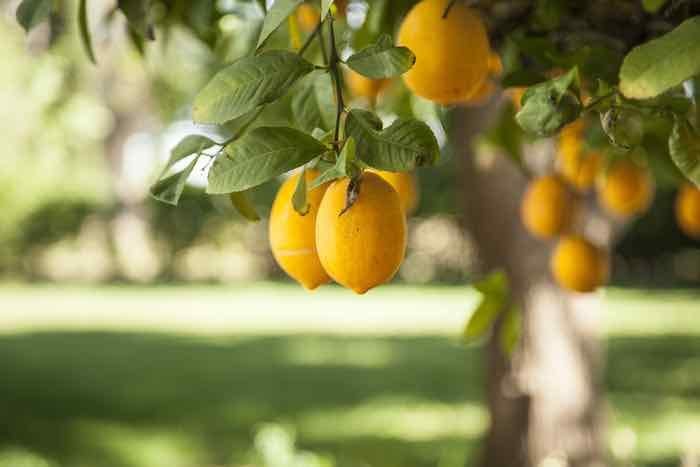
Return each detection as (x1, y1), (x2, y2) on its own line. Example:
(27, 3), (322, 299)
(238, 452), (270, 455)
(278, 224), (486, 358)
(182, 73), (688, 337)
(316, 172), (407, 294)
(367, 169), (419, 214)
(346, 70), (390, 101)
(557, 128), (602, 191)
(463, 52), (502, 105)
(520, 175), (575, 239)
(598, 160), (653, 217)
(269, 169), (331, 290)
(296, 3), (320, 32)
(675, 183), (700, 239)
(397, 0), (490, 105)
(551, 235), (609, 293)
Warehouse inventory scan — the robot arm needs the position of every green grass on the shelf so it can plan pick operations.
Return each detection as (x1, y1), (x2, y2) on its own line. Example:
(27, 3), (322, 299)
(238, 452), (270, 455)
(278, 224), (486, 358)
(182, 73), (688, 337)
(0, 284), (698, 467)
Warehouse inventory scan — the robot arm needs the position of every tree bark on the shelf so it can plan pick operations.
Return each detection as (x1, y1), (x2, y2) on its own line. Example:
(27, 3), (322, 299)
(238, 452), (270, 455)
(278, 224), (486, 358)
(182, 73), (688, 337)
(455, 107), (608, 467)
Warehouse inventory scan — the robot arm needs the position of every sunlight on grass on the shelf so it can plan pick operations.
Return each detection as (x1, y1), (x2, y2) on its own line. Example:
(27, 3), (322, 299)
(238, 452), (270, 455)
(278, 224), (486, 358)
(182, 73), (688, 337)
(297, 397), (488, 442)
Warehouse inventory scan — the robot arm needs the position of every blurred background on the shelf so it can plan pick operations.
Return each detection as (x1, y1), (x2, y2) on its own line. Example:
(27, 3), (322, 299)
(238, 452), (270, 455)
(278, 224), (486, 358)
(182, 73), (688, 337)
(1, 0), (700, 466)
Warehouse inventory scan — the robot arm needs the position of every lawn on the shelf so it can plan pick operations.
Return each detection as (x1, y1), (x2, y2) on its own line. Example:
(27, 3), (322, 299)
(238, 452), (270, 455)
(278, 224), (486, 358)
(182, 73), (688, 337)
(0, 284), (698, 467)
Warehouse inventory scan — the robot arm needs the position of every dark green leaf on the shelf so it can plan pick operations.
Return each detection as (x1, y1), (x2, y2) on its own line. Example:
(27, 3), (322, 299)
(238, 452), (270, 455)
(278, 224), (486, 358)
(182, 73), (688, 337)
(345, 34), (416, 79)
(194, 51), (315, 124)
(230, 191), (261, 221)
(499, 305), (521, 355)
(309, 137), (357, 189)
(207, 126), (329, 193)
(16, 0), (52, 33)
(619, 16), (700, 99)
(78, 0), (96, 64)
(118, 0), (154, 39)
(344, 109), (439, 171)
(150, 156), (199, 205)
(501, 70), (548, 88)
(292, 166), (310, 215)
(642, 0), (669, 14)
(256, 0), (303, 49)
(533, 0), (565, 31)
(516, 68), (582, 136)
(464, 271), (509, 343)
(160, 135), (216, 178)
(669, 118), (700, 186)
(292, 72), (335, 132)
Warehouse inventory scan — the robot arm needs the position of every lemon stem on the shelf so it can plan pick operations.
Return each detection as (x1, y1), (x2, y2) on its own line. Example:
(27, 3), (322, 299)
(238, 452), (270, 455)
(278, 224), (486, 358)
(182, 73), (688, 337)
(328, 17), (346, 155)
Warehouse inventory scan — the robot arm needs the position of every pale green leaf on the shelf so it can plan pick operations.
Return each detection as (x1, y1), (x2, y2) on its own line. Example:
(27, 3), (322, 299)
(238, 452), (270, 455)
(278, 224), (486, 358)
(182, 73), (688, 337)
(292, 72), (335, 132)
(321, 0), (334, 19)
(463, 271), (509, 343)
(150, 156), (199, 206)
(194, 51), (314, 124)
(669, 118), (700, 186)
(256, 0), (303, 49)
(78, 0), (96, 64)
(207, 126), (328, 193)
(345, 34), (416, 79)
(309, 137), (356, 189)
(642, 0), (668, 13)
(292, 166), (310, 215)
(619, 16), (700, 99)
(230, 191), (261, 221)
(344, 109), (439, 171)
(16, 0), (51, 32)
(160, 135), (216, 178)
(499, 304), (522, 355)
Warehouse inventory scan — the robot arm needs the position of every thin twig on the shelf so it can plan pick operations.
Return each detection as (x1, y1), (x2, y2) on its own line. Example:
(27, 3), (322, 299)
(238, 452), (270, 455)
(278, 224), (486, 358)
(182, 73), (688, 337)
(328, 17), (345, 154)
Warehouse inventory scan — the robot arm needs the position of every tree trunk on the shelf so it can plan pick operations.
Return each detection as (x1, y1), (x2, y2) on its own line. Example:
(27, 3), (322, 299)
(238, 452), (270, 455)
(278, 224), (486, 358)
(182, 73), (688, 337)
(455, 107), (608, 467)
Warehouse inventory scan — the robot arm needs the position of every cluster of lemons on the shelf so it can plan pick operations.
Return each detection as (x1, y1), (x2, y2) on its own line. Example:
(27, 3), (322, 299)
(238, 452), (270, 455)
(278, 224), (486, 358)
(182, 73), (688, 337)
(269, 169), (418, 294)
(521, 120), (654, 293)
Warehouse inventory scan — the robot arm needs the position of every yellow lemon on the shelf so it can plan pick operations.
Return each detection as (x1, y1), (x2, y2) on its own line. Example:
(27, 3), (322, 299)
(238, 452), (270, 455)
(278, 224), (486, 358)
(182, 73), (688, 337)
(551, 235), (609, 293)
(346, 70), (390, 101)
(316, 172), (407, 294)
(598, 160), (653, 217)
(557, 127), (602, 191)
(675, 183), (700, 239)
(521, 175), (575, 239)
(397, 0), (490, 105)
(269, 169), (331, 290)
(368, 169), (419, 214)
(296, 3), (320, 32)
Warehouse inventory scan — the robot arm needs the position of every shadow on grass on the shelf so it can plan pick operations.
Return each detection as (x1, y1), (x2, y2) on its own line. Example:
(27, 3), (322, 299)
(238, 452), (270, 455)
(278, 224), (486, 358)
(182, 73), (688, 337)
(0, 332), (483, 467)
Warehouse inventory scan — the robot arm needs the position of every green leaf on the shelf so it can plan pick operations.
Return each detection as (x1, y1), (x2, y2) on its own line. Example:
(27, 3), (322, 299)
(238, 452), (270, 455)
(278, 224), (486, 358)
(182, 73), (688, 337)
(16, 0), (52, 33)
(669, 118), (700, 186)
(292, 72), (335, 132)
(501, 70), (548, 88)
(256, 0), (303, 49)
(230, 191), (261, 221)
(161, 135), (216, 178)
(118, 0), (154, 39)
(194, 51), (314, 124)
(344, 109), (439, 171)
(78, 0), (96, 64)
(207, 126), (329, 194)
(619, 16), (700, 99)
(516, 67), (582, 136)
(292, 166), (310, 215)
(309, 137), (357, 189)
(499, 304), (521, 355)
(642, 0), (668, 14)
(464, 271), (509, 343)
(600, 107), (644, 150)
(150, 156), (199, 206)
(320, 0), (334, 20)
(345, 34), (416, 79)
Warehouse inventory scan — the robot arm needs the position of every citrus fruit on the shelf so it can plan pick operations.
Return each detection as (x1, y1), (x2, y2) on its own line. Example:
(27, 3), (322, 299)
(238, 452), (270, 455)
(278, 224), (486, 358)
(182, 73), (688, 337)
(397, 0), (490, 105)
(520, 175), (575, 239)
(597, 159), (653, 217)
(551, 235), (609, 293)
(675, 183), (700, 239)
(368, 169), (419, 214)
(269, 169), (331, 290)
(296, 3), (320, 32)
(316, 172), (407, 294)
(346, 70), (390, 101)
(557, 125), (602, 191)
